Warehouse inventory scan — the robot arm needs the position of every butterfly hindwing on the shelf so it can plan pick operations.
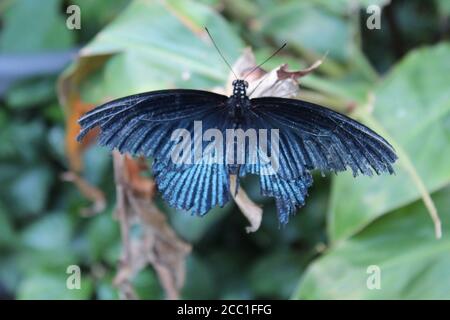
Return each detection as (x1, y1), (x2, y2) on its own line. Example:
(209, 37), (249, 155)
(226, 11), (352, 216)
(153, 157), (231, 215)
(255, 148), (313, 224)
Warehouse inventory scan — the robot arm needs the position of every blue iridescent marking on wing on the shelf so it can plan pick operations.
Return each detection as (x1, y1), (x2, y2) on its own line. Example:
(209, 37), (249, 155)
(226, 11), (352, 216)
(153, 157), (230, 215)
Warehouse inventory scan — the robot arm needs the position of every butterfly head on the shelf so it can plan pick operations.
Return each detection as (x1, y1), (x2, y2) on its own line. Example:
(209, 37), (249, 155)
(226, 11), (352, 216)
(232, 79), (249, 99)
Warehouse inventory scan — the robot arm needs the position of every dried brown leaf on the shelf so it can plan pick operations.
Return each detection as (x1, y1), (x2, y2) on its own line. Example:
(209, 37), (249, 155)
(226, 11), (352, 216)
(113, 152), (191, 300)
(229, 48), (323, 99)
(123, 156), (156, 198)
(230, 175), (263, 233)
(64, 97), (97, 172)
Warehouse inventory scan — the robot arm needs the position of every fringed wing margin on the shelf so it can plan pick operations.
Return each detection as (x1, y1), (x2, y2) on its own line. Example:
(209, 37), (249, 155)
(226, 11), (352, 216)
(77, 89), (228, 163)
(249, 97), (398, 179)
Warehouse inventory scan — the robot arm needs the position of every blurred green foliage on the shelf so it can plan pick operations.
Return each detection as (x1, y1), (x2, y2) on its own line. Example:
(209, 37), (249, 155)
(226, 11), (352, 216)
(0, 0), (449, 299)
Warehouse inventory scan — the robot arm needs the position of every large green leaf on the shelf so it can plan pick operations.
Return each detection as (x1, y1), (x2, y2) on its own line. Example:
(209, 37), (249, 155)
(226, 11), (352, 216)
(257, 0), (380, 111)
(294, 186), (450, 299)
(70, 0), (243, 103)
(259, 1), (353, 62)
(329, 44), (450, 241)
(0, 0), (74, 53)
(248, 250), (306, 299)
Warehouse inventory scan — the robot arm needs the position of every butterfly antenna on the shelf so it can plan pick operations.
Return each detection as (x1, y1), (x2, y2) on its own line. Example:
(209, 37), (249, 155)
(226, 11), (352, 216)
(244, 43), (287, 80)
(205, 27), (238, 79)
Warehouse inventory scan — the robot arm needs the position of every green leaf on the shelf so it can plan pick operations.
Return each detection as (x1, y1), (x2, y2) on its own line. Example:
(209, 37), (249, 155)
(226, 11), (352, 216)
(17, 213), (79, 276)
(17, 272), (93, 300)
(10, 165), (54, 215)
(132, 269), (163, 300)
(205, 251), (252, 299)
(82, 146), (113, 186)
(0, 202), (16, 248)
(249, 251), (306, 298)
(296, 0), (391, 14)
(6, 78), (56, 109)
(70, 0), (243, 103)
(95, 273), (119, 300)
(21, 212), (73, 250)
(294, 186), (450, 299)
(86, 212), (120, 261)
(47, 126), (67, 163)
(257, 0), (379, 98)
(167, 202), (232, 243)
(0, 255), (21, 295)
(259, 2), (353, 62)
(70, 0), (129, 28)
(182, 255), (217, 299)
(0, 120), (46, 162)
(436, 0), (450, 16)
(329, 44), (450, 241)
(0, 0), (74, 53)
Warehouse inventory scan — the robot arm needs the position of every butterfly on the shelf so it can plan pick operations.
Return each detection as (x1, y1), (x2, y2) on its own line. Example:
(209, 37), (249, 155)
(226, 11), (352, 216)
(77, 30), (398, 225)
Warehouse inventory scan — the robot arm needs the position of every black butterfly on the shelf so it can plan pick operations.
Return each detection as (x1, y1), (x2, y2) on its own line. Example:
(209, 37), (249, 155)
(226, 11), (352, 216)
(77, 77), (397, 224)
(77, 31), (397, 225)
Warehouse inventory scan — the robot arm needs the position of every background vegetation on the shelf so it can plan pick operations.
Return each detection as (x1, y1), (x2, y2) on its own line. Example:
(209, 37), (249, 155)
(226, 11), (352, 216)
(1, 0), (450, 299)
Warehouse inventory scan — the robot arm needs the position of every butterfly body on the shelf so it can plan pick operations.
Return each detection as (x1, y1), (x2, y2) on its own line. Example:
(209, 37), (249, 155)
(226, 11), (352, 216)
(227, 80), (251, 120)
(78, 80), (397, 224)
